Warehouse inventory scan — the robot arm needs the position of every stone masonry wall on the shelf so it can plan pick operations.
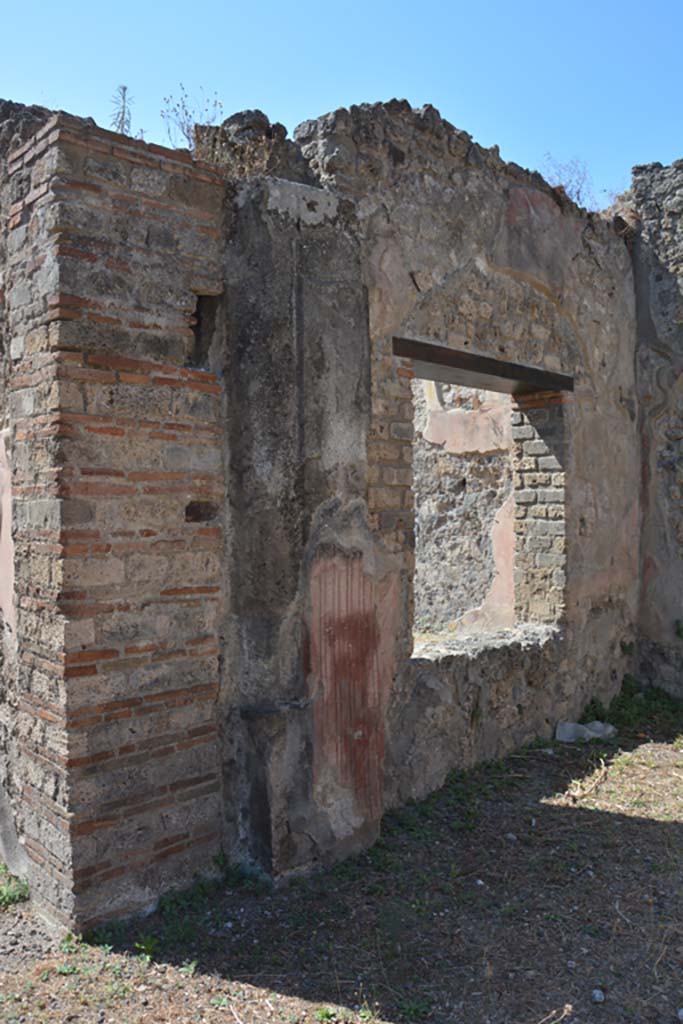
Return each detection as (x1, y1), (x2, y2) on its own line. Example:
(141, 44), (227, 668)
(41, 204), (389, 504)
(0, 97), (658, 930)
(1, 110), (72, 917)
(217, 175), (379, 880)
(0, 103), (53, 880)
(411, 381), (514, 635)
(630, 161), (683, 694)
(2, 110), (226, 926)
(511, 391), (566, 624)
(298, 103), (640, 804)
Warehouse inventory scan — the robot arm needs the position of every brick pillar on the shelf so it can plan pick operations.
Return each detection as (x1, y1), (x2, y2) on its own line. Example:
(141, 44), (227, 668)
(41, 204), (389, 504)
(57, 353), (225, 927)
(511, 391), (567, 623)
(4, 114), (227, 928)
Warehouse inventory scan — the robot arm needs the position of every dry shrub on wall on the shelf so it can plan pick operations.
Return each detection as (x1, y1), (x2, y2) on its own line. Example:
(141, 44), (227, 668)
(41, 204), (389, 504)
(542, 152), (598, 210)
(110, 84), (133, 136)
(161, 84), (224, 150)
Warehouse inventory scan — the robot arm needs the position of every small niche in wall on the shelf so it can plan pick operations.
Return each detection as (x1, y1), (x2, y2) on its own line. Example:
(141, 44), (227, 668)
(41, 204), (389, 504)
(188, 294), (221, 368)
(185, 500), (219, 523)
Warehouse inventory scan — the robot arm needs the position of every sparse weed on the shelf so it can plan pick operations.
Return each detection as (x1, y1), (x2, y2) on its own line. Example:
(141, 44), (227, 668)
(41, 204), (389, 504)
(398, 996), (432, 1020)
(59, 932), (79, 955)
(581, 674), (683, 735)
(55, 962), (79, 976)
(133, 932), (160, 958)
(0, 863), (29, 909)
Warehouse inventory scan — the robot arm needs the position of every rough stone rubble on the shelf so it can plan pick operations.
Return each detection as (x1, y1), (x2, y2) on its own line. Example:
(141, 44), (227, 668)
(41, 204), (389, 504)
(0, 96), (680, 930)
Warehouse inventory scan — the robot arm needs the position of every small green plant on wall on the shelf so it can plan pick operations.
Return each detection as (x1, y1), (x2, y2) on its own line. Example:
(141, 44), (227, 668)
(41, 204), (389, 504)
(0, 862), (29, 909)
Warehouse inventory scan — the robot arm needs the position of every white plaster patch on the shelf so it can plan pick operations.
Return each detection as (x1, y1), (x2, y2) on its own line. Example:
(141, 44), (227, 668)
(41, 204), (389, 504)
(265, 179), (338, 226)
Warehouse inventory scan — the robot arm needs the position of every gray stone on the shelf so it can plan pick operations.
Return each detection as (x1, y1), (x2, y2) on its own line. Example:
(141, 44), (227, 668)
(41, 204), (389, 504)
(555, 720), (617, 742)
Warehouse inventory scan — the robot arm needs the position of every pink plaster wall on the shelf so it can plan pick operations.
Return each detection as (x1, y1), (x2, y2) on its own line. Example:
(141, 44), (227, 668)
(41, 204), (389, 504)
(450, 493), (516, 633)
(416, 384), (515, 633)
(421, 385), (512, 455)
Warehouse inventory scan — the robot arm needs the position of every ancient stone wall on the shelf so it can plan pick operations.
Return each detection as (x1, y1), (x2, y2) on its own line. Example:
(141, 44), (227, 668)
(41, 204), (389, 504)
(630, 161), (683, 694)
(0, 97), (660, 931)
(217, 174), (380, 878)
(411, 381), (514, 635)
(297, 102), (640, 806)
(0, 102), (53, 880)
(511, 392), (566, 624)
(1, 107), (75, 915)
(0, 110), (230, 926)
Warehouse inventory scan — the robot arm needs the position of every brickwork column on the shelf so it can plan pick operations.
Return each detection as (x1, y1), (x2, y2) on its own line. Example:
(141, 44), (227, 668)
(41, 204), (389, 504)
(511, 391), (567, 623)
(367, 338), (415, 557)
(4, 114), (228, 928)
(3, 122), (76, 922)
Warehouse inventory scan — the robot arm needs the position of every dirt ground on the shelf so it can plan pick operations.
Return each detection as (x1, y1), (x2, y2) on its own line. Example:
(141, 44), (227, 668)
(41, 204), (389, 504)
(1, 678), (682, 1024)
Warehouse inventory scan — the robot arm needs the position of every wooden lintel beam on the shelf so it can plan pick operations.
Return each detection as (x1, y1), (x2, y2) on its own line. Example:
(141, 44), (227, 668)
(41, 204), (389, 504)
(392, 337), (574, 396)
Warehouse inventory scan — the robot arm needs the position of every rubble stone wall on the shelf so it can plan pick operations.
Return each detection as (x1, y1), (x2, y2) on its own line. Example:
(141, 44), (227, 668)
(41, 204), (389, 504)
(0, 98), (670, 930)
(411, 381), (514, 635)
(630, 161), (683, 694)
(297, 102), (640, 806)
(1, 108), (71, 915)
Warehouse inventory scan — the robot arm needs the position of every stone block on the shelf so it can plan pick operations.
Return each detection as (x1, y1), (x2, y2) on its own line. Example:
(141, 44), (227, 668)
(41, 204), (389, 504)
(63, 557), (126, 588)
(523, 440), (549, 457)
(515, 489), (537, 504)
(535, 552), (565, 568)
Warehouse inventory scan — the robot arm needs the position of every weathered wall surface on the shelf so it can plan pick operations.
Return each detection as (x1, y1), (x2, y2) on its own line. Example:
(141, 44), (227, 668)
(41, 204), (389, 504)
(217, 174), (390, 877)
(1, 110), (230, 926)
(630, 161), (683, 694)
(1, 105), (75, 908)
(0, 98), (663, 930)
(0, 102), (53, 879)
(297, 102), (641, 804)
(50, 118), (229, 927)
(411, 381), (514, 635)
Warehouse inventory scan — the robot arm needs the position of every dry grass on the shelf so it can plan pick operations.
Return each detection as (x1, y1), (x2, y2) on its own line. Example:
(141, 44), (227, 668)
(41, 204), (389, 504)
(2, 677), (683, 1023)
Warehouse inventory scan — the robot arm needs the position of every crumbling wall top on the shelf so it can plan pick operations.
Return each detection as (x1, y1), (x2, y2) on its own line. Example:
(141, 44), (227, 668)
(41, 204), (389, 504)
(293, 100), (580, 212)
(195, 110), (316, 185)
(0, 101), (52, 160)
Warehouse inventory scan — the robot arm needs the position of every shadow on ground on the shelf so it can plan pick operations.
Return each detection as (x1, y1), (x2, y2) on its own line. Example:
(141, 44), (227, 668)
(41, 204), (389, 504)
(63, 679), (682, 1024)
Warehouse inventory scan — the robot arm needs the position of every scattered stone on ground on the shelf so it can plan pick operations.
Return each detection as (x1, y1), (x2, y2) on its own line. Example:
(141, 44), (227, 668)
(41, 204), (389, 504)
(0, 906), (55, 973)
(555, 720), (617, 742)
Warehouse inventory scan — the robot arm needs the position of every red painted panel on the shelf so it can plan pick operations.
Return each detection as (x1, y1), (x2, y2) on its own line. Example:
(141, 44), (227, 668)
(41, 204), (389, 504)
(308, 552), (397, 828)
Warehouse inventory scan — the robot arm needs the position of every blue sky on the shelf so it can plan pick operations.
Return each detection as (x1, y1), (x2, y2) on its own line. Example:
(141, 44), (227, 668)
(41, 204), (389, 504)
(4, 0), (682, 203)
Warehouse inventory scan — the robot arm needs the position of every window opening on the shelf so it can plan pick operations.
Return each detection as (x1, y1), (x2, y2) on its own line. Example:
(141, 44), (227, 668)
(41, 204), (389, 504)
(393, 338), (571, 648)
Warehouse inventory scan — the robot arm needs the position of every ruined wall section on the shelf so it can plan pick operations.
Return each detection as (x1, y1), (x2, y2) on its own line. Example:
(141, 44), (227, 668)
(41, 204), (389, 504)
(1, 113), (73, 914)
(512, 392), (566, 624)
(219, 175), (395, 877)
(4, 115), (227, 926)
(0, 103), (52, 411)
(411, 381), (514, 635)
(630, 162), (683, 693)
(0, 104), (53, 878)
(297, 102), (640, 804)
